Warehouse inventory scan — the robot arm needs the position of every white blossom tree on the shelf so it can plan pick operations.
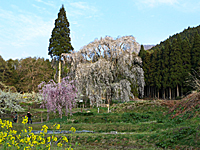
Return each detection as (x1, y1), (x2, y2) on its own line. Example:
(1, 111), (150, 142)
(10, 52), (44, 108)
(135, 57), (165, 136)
(62, 36), (145, 107)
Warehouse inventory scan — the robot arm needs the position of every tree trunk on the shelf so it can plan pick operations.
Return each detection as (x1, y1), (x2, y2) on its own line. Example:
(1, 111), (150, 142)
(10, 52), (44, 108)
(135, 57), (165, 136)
(158, 90), (159, 99)
(58, 59), (61, 83)
(148, 86), (150, 98)
(163, 89), (165, 99)
(177, 85), (179, 97)
(169, 87), (171, 100)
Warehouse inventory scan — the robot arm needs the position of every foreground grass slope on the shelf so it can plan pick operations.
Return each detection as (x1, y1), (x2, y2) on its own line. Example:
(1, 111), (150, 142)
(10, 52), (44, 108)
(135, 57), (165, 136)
(1, 100), (200, 149)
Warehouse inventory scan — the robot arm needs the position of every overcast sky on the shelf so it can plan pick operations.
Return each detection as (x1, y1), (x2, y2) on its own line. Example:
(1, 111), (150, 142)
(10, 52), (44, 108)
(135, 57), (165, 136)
(0, 0), (200, 60)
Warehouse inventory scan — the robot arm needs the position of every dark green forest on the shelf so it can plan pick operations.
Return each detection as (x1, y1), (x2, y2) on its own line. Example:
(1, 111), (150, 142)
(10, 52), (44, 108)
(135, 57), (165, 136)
(139, 25), (200, 99)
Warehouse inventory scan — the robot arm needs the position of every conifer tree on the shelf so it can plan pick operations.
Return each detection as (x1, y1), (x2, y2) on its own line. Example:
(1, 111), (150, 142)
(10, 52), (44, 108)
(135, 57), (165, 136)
(138, 45), (146, 60)
(169, 39), (183, 98)
(181, 37), (191, 94)
(150, 50), (158, 98)
(161, 40), (170, 99)
(191, 32), (200, 72)
(143, 52), (151, 97)
(177, 34), (182, 48)
(48, 5), (74, 83)
(154, 48), (162, 98)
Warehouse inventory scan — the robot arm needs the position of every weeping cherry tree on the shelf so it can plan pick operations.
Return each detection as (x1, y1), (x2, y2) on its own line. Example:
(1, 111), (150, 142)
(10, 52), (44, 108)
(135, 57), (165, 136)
(62, 36), (145, 107)
(38, 77), (77, 120)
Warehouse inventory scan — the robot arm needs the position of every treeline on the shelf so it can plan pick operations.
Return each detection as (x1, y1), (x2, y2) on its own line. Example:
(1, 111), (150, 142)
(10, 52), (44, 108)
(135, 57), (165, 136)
(151, 25), (200, 52)
(139, 29), (200, 99)
(0, 56), (54, 93)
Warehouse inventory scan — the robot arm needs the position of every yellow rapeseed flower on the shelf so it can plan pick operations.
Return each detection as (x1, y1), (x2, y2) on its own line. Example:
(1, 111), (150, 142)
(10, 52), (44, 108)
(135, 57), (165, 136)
(3, 132), (7, 137)
(17, 134), (21, 139)
(37, 135), (42, 141)
(56, 124), (60, 130)
(12, 140), (15, 145)
(20, 139), (24, 143)
(22, 116), (28, 124)
(1, 123), (5, 128)
(7, 143), (11, 147)
(57, 142), (62, 147)
(13, 130), (17, 134)
(42, 125), (48, 129)
(8, 121), (12, 128)
(46, 144), (51, 150)
(53, 136), (57, 142)
(29, 143), (34, 147)
(70, 127), (76, 133)
(26, 137), (31, 143)
(47, 136), (51, 142)
(62, 136), (68, 143)
(24, 129), (27, 133)
(44, 128), (47, 133)
(30, 134), (36, 141)
(40, 139), (45, 144)
(28, 127), (32, 132)
(32, 141), (38, 145)
(11, 136), (15, 141)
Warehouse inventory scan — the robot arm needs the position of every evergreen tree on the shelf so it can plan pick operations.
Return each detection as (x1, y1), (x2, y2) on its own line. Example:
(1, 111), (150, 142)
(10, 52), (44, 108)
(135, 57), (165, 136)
(48, 5), (74, 83)
(181, 37), (191, 94)
(154, 49), (162, 98)
(138, 45), (146, 60)
(150, 50), (157, 98)
(143, 52), (151, 97)
(161, 40), (170, 99)
(191, 32), (200, 72)
(169, 39), (183, 98)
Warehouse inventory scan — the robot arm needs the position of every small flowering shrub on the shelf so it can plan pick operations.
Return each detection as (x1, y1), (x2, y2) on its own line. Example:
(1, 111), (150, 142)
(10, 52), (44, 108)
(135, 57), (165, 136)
(38, 77), (77, 120)
(0, 117), (77, 150)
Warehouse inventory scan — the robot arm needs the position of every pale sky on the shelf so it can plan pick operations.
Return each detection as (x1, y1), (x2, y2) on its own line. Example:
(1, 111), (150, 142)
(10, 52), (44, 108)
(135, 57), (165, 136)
(0, 0), (200, 60)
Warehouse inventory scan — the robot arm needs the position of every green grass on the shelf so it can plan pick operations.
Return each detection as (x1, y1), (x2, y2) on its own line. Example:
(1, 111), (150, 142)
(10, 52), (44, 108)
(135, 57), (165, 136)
(1, 101), (200, 149)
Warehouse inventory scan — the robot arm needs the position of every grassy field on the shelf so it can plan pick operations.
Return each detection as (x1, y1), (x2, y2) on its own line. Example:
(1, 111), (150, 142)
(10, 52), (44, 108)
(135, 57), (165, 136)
(1, 100), (200, 150)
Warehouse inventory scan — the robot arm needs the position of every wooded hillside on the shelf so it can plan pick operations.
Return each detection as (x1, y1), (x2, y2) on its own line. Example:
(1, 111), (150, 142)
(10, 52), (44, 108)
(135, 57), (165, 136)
(139, 25), (200, 99)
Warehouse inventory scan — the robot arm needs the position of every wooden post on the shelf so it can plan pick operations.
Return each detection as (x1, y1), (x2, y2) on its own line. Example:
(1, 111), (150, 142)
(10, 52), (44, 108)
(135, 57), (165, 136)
(107, 104), (109, 113)
(41, 112), (43, 123)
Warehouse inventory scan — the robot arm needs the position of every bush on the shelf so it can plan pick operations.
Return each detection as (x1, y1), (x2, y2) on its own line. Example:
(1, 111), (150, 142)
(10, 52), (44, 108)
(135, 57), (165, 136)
(73, 112), (94, 116)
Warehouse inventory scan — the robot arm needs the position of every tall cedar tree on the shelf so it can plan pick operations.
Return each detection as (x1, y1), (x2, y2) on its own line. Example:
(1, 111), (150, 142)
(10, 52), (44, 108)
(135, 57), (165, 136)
(143, 52), (151, 97)
(138, 45), (146, 60)
(181, 37), (191, 94)
(150, 49), (157, 98)
(169, 39), (183, 98)
(155, 49), (162, 98)
(161, 40), (170, 99)
(191, 32), (200, 72)
(48, 5), (74, 83)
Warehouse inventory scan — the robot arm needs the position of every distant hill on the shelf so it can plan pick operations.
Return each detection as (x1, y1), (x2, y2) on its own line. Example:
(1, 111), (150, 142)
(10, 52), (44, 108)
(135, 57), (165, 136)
(150, 25), (200, 51)
(143, 45), (155, 50)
